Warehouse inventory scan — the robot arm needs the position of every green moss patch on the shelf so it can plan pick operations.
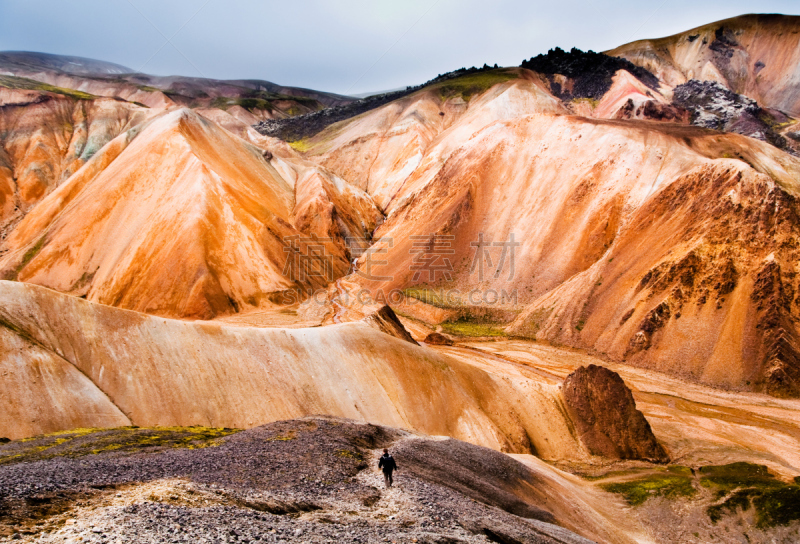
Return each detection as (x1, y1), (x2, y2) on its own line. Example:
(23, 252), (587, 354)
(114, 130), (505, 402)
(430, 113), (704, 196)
(21, 236), (45, 267)
(440, 319), (507, 338)
(0, 426), (240, 465)
(7, 236), (46, 280)
(211, 90), (321, 115)
(571, 97), (600, 109)
(709, 486), (800, 528)
(441, 317), (508, 336)
(265, 430), (297, 441)
(336, 449), (364, 461)
(0, 75), (95, 100)
(700, 463), (800, 528)
(751, 486), (800, 527)
(598, 462), (800, 528)
(402, 288), (512, 336)
(599, 467), (696, 506)
(288, 138), (313, 152)
(699, 462), (778, 495)
(211, 96), (273, 113)
(429, 69), (518, 101)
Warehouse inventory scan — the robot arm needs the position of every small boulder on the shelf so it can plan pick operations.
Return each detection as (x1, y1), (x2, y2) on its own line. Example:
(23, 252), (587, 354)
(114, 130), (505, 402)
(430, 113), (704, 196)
(562, 364), (669, 462)
(423, 332), (454, 346)
(362, 306), (418, 345)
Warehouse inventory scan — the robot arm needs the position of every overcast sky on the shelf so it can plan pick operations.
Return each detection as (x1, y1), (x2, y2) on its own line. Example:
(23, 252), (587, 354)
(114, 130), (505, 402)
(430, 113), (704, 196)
(1, 1), (798, 95)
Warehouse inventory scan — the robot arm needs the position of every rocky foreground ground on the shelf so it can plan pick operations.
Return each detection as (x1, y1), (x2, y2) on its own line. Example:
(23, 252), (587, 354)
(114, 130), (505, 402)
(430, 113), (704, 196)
(0, 417), (593, 544)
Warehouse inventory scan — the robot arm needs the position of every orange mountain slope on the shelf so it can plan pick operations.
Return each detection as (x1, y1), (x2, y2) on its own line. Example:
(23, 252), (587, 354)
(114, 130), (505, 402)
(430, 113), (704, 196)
(0, 108), (379, 318)
(3, 17), (800, 399)
(607, 14), (800, 115)
(297, 69), (800, 397)
(0, 87), (152, 227)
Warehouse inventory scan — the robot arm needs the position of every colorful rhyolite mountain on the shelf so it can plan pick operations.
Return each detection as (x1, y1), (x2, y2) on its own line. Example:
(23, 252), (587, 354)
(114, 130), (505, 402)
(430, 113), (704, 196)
(1, 14), (800, 446)
(4, 15), (800, 543)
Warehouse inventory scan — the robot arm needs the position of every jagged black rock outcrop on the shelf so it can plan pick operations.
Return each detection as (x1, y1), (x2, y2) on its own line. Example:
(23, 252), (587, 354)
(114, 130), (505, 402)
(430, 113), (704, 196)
(520, 47), (659, 99)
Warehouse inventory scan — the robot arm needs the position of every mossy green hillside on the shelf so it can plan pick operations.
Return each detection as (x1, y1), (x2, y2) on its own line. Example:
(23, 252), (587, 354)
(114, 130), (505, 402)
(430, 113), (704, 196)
(440, 319), (507, 338)
(0, 426), (240, 465)
(699, 463), (800, 528)
(211, 90), (321, 114)
(0, 75), (95, 100)
(599, 466), (696, 506)
(599, 462), (800, 528)
(429, 69), (518, 101)
(211, 96), (273, 113)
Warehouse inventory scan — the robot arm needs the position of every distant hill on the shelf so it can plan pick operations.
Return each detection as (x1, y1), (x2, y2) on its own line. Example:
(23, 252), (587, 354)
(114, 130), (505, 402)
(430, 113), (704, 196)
(0, 50), (132, 75)
(0, 50), (354, 108)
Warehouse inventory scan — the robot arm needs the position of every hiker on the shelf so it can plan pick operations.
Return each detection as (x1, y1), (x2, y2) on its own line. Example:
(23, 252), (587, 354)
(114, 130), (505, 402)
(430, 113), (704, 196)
(378, 448), (398, 488)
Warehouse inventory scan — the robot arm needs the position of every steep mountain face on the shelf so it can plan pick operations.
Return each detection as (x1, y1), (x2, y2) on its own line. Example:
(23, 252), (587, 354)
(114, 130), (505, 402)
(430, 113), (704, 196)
(508, 157), (800, 398)
(0, 88), (153, 229)
(0, 109), (380, 318)
(308, 71), (565, 210)
(295, 60), (800, 397)
(607, 14), (800, 116)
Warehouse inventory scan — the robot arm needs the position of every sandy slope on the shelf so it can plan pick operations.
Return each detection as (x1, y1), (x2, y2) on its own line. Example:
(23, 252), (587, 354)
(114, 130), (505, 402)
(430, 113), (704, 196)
(5, 279), (797, 472)
(0, 280), (585, 462)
